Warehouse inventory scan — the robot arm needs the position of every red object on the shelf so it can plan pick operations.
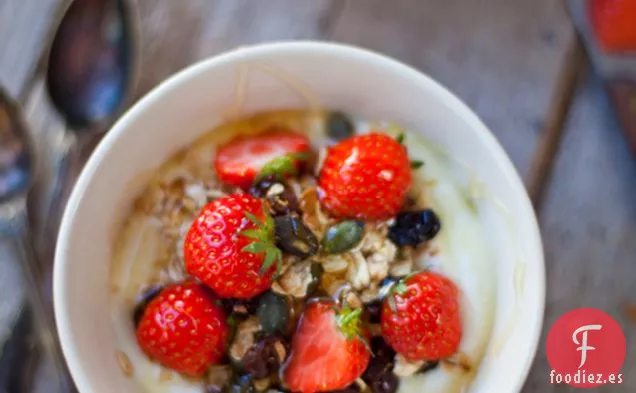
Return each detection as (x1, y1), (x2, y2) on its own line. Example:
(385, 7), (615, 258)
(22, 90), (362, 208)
(282, 301), (371, 393)
(381, 271), (462, 362)
(589, 0), (636, 52)
(184, 193), (280, 299)
(136, 281), (230, 376)
(318, 133), (412, 221)
(214, 130), (310, 189)
(546, 308), (626, 388)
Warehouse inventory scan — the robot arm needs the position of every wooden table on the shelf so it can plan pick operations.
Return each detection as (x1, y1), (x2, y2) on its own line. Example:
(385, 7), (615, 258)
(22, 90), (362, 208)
(1, 1), (635, 392)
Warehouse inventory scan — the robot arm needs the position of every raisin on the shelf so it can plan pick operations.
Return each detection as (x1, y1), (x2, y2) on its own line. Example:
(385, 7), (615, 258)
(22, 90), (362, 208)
(388, 209), (441, 247)
(241, 336), (288, 379)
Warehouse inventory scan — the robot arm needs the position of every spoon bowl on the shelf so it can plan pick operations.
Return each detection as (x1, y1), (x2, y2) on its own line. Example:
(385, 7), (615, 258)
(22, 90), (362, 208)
(46, 0), (134, 130)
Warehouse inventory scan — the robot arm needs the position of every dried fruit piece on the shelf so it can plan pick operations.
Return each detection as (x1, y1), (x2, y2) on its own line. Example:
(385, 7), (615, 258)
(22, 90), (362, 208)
(242, 336), (288, 378)
(388, 209), (441, 247)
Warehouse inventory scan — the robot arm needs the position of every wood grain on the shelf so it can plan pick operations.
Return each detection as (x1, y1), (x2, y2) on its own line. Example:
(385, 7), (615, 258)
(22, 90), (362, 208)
(526, 33), (586, 210)
(1, 1), (635, 392)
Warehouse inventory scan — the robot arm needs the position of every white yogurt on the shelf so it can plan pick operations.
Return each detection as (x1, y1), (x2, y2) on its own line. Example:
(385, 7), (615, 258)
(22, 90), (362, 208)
(108, 112), (497, 393)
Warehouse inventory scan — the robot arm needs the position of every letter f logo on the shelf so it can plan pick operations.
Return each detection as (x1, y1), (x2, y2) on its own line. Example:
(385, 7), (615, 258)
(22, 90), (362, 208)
(572, 324), (602, 368)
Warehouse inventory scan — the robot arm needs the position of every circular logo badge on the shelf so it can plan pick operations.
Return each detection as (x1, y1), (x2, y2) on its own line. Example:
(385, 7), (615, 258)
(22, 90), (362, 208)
(546, 308), (626, 388)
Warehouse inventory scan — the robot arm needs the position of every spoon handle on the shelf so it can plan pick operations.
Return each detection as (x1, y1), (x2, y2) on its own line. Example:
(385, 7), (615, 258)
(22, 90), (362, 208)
(0, 304), (39, 393)
(2, 208), (77, 393)
(35, 131), (80, 257)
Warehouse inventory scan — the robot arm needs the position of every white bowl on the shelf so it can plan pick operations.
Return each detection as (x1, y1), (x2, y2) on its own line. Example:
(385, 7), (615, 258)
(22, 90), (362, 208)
(54, 42), (544, 393)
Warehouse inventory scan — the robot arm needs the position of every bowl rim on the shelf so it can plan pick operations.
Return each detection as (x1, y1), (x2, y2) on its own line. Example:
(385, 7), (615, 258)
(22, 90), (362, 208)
(54, 40), (545, 393)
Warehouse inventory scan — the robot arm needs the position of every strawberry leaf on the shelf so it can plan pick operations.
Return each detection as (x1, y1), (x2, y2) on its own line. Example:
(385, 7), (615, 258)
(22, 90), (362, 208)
(243, 242), (268, 254)
(245, 211), (265, 229)
(256, 153), (302, 182)
(396, 133), (405, 144)
(260, 247), (282, 275)
(336, 306), (364, 341)
(241, 229), (265, 241)
(410, 160), (424, 169)
(393, 281), (408, 295)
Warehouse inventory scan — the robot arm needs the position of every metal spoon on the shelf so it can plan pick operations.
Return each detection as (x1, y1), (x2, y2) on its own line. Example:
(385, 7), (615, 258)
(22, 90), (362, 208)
(0, 87), (74, 392)
(0, 0), (138, 390)
(39, 0), (139, 254)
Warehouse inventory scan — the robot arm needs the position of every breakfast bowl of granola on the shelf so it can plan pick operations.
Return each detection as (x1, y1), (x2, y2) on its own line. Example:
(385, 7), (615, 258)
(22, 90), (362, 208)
(54, 42), (544, 393)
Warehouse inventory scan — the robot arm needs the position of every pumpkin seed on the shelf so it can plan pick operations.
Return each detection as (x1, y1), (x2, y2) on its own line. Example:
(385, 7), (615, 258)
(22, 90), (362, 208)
(327, 111), (355, 140)
(274, 215), (319, 258)
(322, 220), (365, 254)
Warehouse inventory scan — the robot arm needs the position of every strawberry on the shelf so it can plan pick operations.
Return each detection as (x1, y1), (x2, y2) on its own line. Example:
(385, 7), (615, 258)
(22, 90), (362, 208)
(135, 281), (230, 376)
(214, 130), (311, 189)
(590, 0), (636, 52)
(282, 300), (371, 393)
(318, 132), (412, 221)
(184, 193), (282, 299)
(381, 271), (462, 362)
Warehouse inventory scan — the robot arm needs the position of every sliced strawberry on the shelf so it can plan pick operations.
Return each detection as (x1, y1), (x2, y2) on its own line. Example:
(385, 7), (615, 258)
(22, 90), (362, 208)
(282, 300), (370, 393)
(214, 130), (310, 189)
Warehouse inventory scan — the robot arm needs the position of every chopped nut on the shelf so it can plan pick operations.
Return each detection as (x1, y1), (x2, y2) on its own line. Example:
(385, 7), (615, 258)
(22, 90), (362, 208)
(159, 369), (173, 381)
(253, 377), (272, 392)
(300, 188), (329, 236)
(393, 353), (425, 377)
(442, 352), (472, 373)
(389, 258), (413, 277)
(344, 291), (363, 309)
(271, 260), (316, 298)
(320, 254), (350, 273)
(359, 284), (380, 303)
(347, 251), (371, 290)
(229, 317), (261, 364)
(389, 247), (414, 277)
(325, 279), (348, 298)
(116, 350), (133, 377)
(273, 340), (286, 362)
(266, 183), (286, 197)
(184, 183), (208, 207)
(206, 365), (233, 389)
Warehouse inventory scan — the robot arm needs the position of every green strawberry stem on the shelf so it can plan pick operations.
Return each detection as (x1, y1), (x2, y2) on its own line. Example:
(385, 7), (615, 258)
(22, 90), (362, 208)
(386, 275), (413, 312)
(394, 133), (425, 170)
(410, 160), (424, 169)
(255, 152), (309, 183)
(240, 206), (283, 275)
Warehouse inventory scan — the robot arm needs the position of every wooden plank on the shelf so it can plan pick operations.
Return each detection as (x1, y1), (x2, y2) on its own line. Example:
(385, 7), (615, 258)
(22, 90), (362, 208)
(133, 0), (342, 98)
(528, 76), (636, 392)
(0, 0), (60, 97)
(5, 1), (636, 392)
(330, 0), (572, 177)
(526, 33), (586, 210)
